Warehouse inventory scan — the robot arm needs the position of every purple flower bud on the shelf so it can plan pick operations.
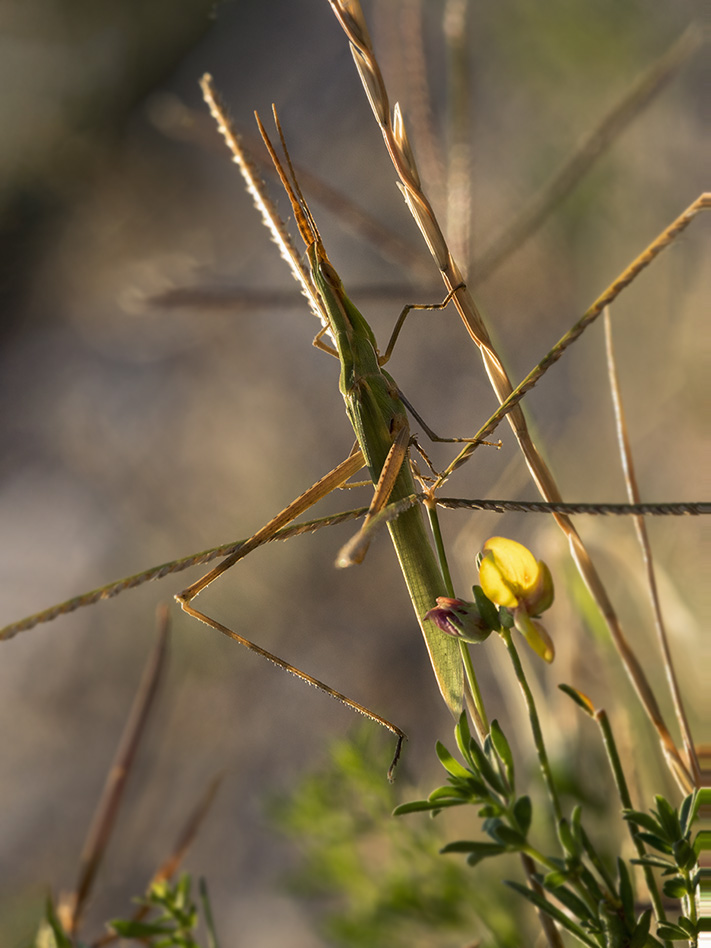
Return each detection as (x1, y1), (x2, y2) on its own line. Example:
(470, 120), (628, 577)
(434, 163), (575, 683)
(424, 597), (492, 644)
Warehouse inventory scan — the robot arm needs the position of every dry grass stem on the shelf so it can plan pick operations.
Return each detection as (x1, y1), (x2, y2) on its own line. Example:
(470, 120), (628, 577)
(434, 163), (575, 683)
(0, 507), (368, 640)
(399, 0), (446, 211)
(442, 192), (710, 474)
(199, 75), (325, 330)
(328, 0), (700, 791)
(443, 0), (472, 270)
(604, 309), (701, 785)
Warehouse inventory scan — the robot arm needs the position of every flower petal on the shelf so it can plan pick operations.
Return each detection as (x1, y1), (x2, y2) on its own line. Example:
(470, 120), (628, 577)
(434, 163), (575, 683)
(513, 609), (555, 663)
(480, 536), (540, 607)
(529, 560), (554, 614)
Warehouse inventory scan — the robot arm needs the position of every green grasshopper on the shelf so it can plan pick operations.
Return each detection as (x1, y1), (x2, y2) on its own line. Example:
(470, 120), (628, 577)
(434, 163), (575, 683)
(176, 76), (505, 722)
(0, 79), (494, 774)
(175, 94), (486, 722)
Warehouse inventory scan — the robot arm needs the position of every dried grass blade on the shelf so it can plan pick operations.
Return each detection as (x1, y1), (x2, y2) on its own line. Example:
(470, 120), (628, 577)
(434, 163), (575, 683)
(199, 74), (326, 330)
(0, 507), (368, 640)
(328, 0), (699, 790)
(442, 192), (711, 475)
(604, 308), (701, 785)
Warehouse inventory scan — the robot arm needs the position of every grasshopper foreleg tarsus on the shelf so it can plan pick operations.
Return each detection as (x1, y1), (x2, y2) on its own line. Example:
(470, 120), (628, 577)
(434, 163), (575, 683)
(379, 283), (466, 366)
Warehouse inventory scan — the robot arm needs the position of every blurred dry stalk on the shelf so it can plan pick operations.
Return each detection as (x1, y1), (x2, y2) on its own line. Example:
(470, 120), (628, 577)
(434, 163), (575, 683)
(147, 18), (701, 312)
(55, 606), (222, 945)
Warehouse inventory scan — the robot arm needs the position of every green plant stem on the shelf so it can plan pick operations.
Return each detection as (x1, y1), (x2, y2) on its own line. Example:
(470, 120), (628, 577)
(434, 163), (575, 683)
(683, 867), (698, 932)
(500, 627), (563, 825)
(595, 710), (668, 929)
(426, 502), (489, 735)
(199, 877), (220, 948)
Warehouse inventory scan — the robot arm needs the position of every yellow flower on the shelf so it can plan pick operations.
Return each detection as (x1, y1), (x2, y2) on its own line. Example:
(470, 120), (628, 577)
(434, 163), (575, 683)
(479, 537), (555, 662)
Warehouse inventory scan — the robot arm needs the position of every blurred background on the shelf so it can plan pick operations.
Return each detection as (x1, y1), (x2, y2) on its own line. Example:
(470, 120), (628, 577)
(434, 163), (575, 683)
(0, 0), (707, 944)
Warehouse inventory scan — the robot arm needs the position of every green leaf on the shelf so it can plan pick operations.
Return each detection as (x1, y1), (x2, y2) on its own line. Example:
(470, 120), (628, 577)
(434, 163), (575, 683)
(435, 741), (471, 780)
(440, 840), (505, 859)
(34, 900), (74, 948)
(543, 870), (569, 888)
(677, 916), (698, 936)
(558, 818), (579, 858)
(617, 858), (635, 927)
(600, 901), (629, 947)
(543, 881), (595, 923)
(662, 877), (689, 899)
(623, 809), (663, 835)
(489, 719), (515, 790)
(461, 776), (492, 799)
(468, 738), (506, 795)
(513, 795), (532, 836)
(482, 816), (505, 841)
(199, 877), (220, 948)
(656, 922), (693, 940)
(630, 855), (675, 871)
(472, 584), (500, 631)
(672, 838), (697, 871)
(654, 795), (682, 841)
(498, 606), (514, 629)
(570, 805), (584, 847)
(393, 798), (464, 816)
(629, 909), (651, 948)
(636, 831), (672, 854)
(466, 850), (504, 867)
(578, 823), (617, 896)
(478, 803), (504, 819)
(505, 881), (598, 947)
(492, 824), (526, 849)
(679, 790), (698, 834)
(558, 683), (595, 716)
(427, 785), (465, 800)
(454, 711), (474, 767)
(110, 919), (174, 937)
